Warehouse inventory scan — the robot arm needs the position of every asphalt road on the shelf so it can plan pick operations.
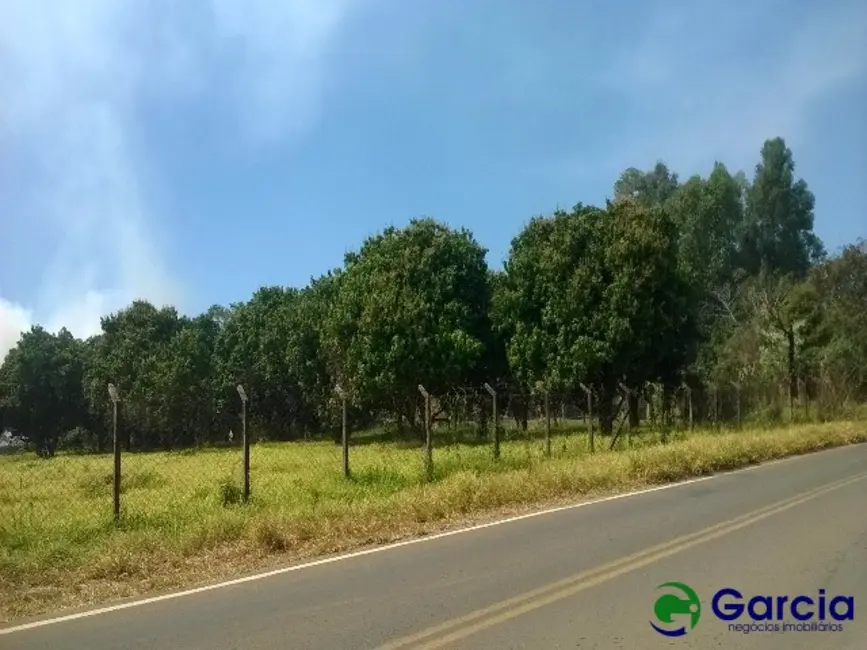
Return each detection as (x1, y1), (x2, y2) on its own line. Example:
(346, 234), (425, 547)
(3, 443), (866, 649)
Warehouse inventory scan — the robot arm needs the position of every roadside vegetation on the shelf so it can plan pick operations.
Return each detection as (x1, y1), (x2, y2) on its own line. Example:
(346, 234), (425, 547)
(2, 420), (865, 622)
(1, 136), (865, 621)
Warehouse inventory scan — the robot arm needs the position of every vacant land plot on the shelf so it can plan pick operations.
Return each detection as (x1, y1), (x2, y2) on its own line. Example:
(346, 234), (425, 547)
(1, 420), (865, 623)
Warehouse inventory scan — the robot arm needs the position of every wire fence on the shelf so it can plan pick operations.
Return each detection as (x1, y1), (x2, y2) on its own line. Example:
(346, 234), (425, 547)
(0, 377), (864, 530)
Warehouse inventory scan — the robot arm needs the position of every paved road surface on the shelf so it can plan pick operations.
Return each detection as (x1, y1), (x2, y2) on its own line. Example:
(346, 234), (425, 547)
(3, 443), (865, 649)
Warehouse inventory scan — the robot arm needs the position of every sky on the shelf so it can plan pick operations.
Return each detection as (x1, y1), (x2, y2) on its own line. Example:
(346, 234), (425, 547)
(1, 0), (866, 359)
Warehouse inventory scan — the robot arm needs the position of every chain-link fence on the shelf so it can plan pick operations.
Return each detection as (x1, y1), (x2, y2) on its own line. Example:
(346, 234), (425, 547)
(1, 377), (864, 532)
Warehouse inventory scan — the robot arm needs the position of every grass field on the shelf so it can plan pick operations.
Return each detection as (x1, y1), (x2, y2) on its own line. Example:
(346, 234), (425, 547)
(1, 419), (865, 623)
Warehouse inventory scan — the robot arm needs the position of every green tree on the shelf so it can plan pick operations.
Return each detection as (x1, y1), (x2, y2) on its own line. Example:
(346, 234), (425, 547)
(666, 162), (747, 380)
(4, 133), (858, 448)
(83, 300), (184, 450)
(295, 272), (343, 432)
(137, 313), (220, 449)
(740, 137), (825, 278)
(613, 161), (680, 207)
(212, 283), (336, 441)
(323, 217), (493, 432)
(669, 162), (745, 300)
(497, 199), (698, 432)
(706, 138), (827, 398)
(214, 288), (299, 440)
(806, 240), (867, 404)
(0, 326), (88, 457)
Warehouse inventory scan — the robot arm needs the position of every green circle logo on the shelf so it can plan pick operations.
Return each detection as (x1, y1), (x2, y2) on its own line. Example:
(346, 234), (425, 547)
(650, 581), (702, 637)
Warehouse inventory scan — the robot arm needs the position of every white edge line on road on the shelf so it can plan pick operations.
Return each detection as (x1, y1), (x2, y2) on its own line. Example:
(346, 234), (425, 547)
(0, 448), (841, 635)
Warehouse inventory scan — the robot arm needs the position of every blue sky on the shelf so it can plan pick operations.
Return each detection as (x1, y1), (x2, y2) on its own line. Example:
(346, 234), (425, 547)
(1, 0), (866, 356)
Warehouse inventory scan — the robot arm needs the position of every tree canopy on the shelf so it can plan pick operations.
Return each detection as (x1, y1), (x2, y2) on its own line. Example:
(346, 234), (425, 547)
(1, 136), (863, 454)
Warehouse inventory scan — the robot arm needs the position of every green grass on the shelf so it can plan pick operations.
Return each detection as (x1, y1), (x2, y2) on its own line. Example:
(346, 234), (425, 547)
(0, 419), (864, 623)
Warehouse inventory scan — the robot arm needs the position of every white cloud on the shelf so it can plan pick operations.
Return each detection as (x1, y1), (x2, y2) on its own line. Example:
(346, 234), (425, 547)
(0, 300), (32, 359)
(0, 0), (155, 357)
(0, 0), (363, 360)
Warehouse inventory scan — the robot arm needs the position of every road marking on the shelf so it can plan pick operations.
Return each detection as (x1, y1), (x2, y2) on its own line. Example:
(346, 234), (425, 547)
(0, 444), (858, 635)
(377, 471), (867, 649)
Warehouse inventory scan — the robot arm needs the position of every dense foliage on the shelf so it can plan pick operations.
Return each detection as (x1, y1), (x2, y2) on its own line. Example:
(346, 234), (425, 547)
(1, 137), (864, 454)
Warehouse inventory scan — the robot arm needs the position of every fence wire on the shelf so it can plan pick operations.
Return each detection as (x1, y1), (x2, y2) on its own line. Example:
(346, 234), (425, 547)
(0, 378), (862, 531)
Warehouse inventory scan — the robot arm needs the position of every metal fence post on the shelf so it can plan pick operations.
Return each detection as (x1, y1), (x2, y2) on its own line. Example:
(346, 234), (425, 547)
(536, 381), (551, 457)
(237, 384), (250, 502)
(682, 383), (694, 431)
(580, 383), (594, 453)
(711, 383), (719, 431)
(618, 382), (632, 448)
(108, 383), (121, 521)
(336, 384), (349, 478)
(646, 383), (653, 423)
(544, 388), (551, 458)
(484, 383), (499, 459)
(731, 381), (742, 429)
(418, 385), (433, 482)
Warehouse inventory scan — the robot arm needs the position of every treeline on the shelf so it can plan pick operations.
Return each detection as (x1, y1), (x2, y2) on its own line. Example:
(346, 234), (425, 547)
(1, 137), (865, 456)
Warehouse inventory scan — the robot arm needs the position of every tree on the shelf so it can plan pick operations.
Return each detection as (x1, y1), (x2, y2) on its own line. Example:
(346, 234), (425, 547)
(806, 240), (867, 403)
(666, 162), (747, 380)
(485, 268), (513, 388)
(669, 162), (745, 302)
(205, 304), (234, 330)
(749, 272), (809, 397)
(0, 326), (87, 457)
(213, 288), (300, 440)
(295, 271), (343, 432)
(2, 134), (858, 448)
(83, 300), (184, 450)
(497, 199), (698, 432)
(613, 161), (680, 207)
(137, 314), (220, 449)
(740, 137), (825, 278)
(699, 138), (827, 399)
(323, 217), (493, 432)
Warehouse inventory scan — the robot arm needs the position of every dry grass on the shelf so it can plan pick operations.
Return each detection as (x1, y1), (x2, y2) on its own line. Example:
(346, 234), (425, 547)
(1, 420), (865, 623)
